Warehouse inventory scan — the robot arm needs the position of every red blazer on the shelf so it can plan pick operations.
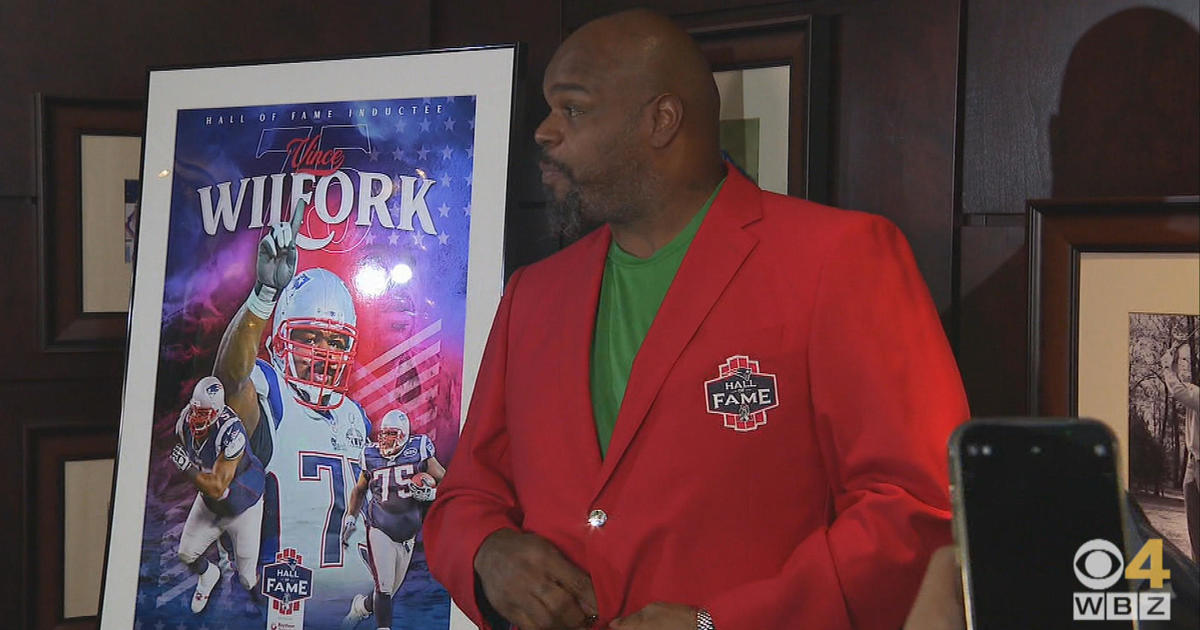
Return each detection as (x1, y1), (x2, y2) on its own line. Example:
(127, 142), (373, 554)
(424, 169), (969, 630)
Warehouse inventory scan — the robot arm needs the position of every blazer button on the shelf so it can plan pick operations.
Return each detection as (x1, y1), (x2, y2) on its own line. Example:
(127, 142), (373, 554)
(587, 509), (608, 527)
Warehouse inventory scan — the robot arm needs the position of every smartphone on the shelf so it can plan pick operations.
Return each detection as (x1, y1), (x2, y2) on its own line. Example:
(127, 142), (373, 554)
(950, 419), (1134, 630)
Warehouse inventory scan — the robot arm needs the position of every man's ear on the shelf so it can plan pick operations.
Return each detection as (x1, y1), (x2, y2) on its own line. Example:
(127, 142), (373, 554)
(647, 93), (684, 148)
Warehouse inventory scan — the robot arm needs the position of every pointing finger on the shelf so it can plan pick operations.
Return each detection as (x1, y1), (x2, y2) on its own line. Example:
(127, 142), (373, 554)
(289, 199), (306, 234)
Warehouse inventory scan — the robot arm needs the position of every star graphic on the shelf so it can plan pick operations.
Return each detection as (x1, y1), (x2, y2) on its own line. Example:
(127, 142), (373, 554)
(137, 592), (145, 604)
(365, 231), (376, 245)
(388, 233), (399, 245)
(463, 204), (472, 216)
(440, 146), (453, 160)
(394, 118), (407, 133)
(438, 203), (450, 217)
(416, 146), (430, 161)
(391, 147), (404, 161)
(412, 232), (426, 247)
(419, 118), (432, 133)
(466, 144), (474, 159)
(468, 117), (476, 130)
(444, 117), (456, 131)
(446, 95), (457, 102)
(438, 232), (450, 245)
(442, 173), (454, 187)
(465, 174), (473, 187)
(368, 149), (380, 162)
(470, 95), (477, 102)
(422, 97), (432, 106)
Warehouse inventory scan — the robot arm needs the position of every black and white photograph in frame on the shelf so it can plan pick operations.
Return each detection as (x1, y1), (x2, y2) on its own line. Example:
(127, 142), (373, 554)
(1128, 311), (1200, 563)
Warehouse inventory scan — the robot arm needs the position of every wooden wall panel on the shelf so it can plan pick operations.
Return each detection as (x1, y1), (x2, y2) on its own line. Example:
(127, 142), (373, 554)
(957, 0), (1199, 416)
(833, 0), (961, 314)
(0, 2), (433, 626)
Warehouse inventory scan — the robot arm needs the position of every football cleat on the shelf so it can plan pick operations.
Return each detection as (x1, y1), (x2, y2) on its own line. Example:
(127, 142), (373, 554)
(341, 592), (371, 630)
(191, 562), (220, 613)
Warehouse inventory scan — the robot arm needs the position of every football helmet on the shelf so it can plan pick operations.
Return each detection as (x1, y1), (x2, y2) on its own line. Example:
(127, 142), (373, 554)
(189, 376), (225, 440)
(269, 268), (359, 410)
(377, 409), (411, 458)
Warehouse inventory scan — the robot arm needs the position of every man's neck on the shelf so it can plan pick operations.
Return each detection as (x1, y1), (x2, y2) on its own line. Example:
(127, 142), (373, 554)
(608, 170), (724, 258)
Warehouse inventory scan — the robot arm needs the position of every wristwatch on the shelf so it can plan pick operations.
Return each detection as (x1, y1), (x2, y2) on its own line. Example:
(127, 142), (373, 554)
(697, 608), (715, 630)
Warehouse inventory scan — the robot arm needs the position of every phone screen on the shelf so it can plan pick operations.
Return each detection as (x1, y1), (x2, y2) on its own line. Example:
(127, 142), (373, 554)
(954, 421), (1133, 630)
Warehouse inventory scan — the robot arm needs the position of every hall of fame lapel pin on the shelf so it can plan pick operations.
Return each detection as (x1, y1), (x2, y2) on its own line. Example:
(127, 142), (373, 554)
(703, 354), (779, 432)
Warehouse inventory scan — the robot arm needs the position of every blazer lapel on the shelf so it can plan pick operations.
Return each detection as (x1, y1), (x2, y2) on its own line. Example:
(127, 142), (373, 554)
(555, 226), (611, 473)
(593, 171), (762, 491)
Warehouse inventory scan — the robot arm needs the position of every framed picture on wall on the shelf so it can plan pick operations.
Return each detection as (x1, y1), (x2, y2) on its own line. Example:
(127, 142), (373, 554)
(101, 48), (519, 630)
(37, 97), (145, 349)
(689, 14), (831, 201)
(25, 425), (117, 630)
(1028, 196), (1200, 561)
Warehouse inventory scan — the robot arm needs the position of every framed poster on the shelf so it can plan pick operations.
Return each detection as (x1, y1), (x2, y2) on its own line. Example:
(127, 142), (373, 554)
(37, 97), (145, 349)
(101, 47), (518, 630)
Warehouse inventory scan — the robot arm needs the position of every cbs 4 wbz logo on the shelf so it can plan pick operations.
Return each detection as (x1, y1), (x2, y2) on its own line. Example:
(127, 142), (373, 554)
(1072, 538), (1171, 621)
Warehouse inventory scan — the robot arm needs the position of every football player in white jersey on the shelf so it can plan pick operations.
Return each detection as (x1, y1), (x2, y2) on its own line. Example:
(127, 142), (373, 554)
(172, 376), (266, 614)
(340, 409), (446, 630)
(214, 207), (374, 626)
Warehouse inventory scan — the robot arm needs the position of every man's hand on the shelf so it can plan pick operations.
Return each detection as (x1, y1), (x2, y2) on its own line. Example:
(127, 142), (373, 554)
(474, 529), (598, 630)
(170, 444), (195, 473)
(254, 202), (305, 302)
(902, 546), (965, 630)
(341, 516), (357, 547)
(608, 603), (697, 630)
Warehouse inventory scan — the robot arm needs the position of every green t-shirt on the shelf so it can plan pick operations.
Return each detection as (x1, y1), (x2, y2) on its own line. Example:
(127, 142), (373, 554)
(590, 181), (724, 456)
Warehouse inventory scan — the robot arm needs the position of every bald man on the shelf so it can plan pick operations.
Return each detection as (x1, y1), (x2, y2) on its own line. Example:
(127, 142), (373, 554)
(424, 9), (969, 630)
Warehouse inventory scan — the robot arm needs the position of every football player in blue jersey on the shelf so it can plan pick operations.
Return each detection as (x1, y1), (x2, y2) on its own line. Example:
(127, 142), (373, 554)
(339, 409), (446, 630)
(214, 207), (375, 626)
(171, 376), (266, 613)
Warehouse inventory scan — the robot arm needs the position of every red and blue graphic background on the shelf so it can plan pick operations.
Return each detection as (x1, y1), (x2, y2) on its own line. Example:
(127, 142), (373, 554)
(133, 95), (477, 629)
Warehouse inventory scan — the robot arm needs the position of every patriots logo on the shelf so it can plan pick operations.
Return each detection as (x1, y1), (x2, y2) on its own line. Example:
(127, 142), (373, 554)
(205, 382), (222, 396)
(704, 355), (778, 432)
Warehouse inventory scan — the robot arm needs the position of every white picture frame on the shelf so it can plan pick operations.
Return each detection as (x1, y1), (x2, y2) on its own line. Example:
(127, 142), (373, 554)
(102, 47), (518, 630)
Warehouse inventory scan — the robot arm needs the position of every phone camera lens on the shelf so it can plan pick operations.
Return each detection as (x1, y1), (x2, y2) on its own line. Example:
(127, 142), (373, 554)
(1030, 445), (1042, 455)
(981, 444), (993, 456)
(1094, 444), (1109, 457)
(967, 444), (979, 456)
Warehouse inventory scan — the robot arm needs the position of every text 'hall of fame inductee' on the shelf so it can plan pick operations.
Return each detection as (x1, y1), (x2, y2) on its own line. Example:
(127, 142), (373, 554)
(424, 9), (969, 630)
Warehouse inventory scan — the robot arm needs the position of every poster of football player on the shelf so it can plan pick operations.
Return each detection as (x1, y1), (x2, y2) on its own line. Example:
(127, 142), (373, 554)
(102, 49), (516, 630)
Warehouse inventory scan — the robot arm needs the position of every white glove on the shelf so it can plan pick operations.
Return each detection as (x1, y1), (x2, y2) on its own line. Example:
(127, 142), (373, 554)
(170, 443), (195, 473)
(410, 481), (437, 502)
(341, 515), (357, 547)
(247, 202), (304, 318)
